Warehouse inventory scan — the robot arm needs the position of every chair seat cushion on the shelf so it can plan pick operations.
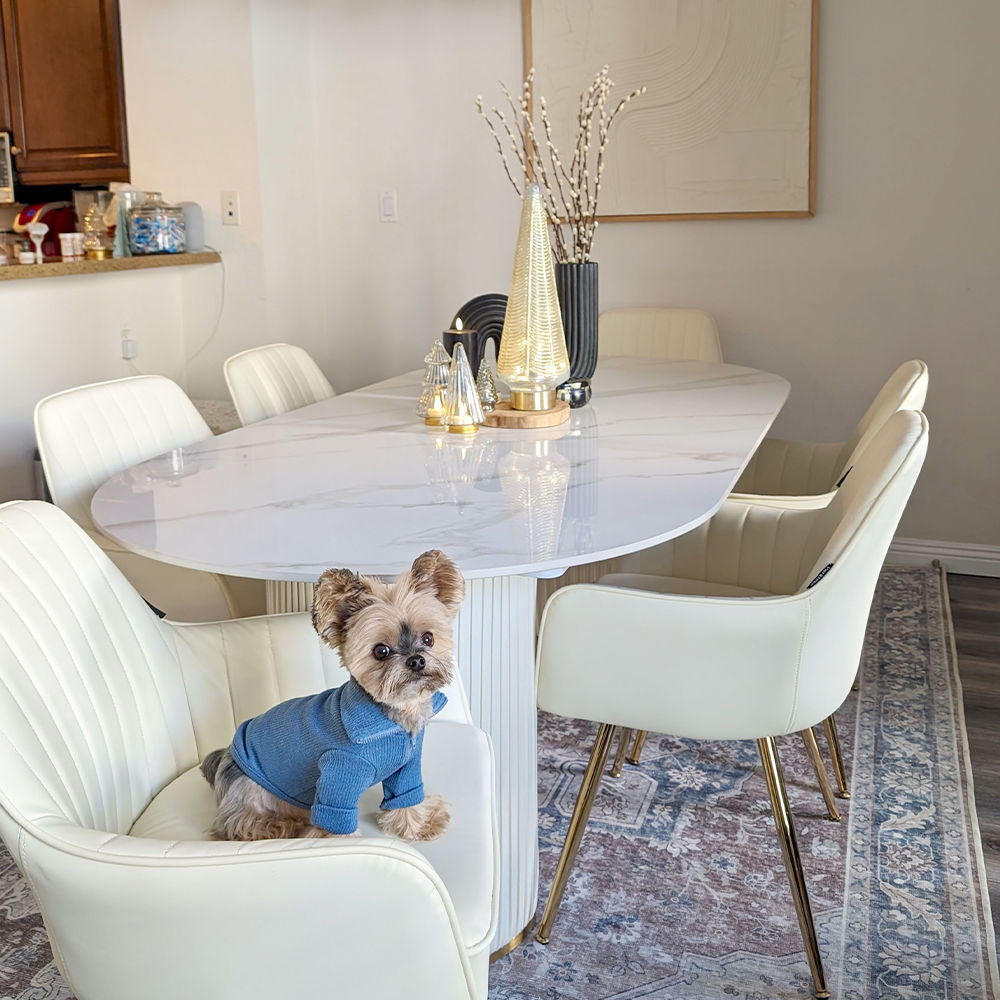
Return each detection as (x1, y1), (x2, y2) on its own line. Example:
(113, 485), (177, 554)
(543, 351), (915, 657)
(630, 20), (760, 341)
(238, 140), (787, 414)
(130, 720), (494, 948)
(599, 572), (774, 598)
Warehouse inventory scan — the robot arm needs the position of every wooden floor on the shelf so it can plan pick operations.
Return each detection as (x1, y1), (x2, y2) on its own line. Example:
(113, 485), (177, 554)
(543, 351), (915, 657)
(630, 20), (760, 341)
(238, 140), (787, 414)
(948, 573), (1000, 937)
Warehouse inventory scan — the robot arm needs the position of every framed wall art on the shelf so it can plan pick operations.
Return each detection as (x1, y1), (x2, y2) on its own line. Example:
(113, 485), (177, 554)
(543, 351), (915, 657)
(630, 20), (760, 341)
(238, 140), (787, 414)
(523, 0), (819, 220)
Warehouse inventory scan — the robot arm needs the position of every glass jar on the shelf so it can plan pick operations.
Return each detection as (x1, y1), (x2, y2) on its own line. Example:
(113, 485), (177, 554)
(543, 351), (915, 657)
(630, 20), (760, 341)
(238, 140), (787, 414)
(128, 193), (186, 255)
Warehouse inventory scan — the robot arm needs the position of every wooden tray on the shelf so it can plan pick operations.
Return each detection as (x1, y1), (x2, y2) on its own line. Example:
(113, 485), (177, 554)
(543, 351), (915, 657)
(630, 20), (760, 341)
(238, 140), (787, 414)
(483, 400), (570, 428)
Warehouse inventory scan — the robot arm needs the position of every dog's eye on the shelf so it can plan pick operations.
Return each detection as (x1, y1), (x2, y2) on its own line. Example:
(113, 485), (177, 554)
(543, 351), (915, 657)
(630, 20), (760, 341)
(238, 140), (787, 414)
(421, 632), (434, 647)
(372, 643), (392, 660)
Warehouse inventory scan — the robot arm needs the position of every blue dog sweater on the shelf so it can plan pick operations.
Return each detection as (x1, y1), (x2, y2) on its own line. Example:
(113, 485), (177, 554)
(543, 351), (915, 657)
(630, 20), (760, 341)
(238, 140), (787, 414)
(230, 679), (446, 835)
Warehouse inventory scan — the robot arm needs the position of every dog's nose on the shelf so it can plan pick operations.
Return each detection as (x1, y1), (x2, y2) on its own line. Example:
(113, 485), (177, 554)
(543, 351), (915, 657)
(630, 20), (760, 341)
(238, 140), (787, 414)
(406, 654), (426, 673)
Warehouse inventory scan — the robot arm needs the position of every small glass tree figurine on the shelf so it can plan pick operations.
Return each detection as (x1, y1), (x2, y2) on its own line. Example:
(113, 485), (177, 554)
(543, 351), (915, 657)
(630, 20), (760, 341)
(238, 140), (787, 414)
(475, 359), (500, 412)
(442, 343), (485, 434)
(416, 340), (452, 425)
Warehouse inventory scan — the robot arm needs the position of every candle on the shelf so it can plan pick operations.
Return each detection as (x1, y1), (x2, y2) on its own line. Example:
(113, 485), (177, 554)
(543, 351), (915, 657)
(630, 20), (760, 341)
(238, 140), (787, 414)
(425, 386), (446, 426)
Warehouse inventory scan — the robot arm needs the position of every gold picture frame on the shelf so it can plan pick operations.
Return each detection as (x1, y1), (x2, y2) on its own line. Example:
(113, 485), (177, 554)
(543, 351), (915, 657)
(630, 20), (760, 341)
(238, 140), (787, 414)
(522, 0), (819, 221)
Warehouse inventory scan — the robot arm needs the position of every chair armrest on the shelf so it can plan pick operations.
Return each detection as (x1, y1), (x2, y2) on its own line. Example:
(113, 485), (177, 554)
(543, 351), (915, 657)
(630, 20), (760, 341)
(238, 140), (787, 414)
(734, 437), (846, 497)
(536, 583), (817, 741)
(727, 489), (835, 510)
(19, 821), (479, 1000)
(167, 613), (471, 758)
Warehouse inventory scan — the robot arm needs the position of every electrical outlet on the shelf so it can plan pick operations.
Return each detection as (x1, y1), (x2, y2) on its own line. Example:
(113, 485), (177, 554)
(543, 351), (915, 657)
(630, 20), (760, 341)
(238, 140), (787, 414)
(221, 191), (241, 226)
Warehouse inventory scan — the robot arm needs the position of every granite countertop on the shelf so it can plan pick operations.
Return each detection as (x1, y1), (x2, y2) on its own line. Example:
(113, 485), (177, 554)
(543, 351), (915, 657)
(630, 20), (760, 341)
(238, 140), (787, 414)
(0, 250), (221, 282)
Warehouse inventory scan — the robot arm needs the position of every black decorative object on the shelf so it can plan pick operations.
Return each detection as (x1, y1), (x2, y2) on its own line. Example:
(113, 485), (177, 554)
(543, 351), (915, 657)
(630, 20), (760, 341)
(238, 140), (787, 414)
(445, 293), (508, 380)
(555, 261), (598, 406)
(556, 379), (592, 409)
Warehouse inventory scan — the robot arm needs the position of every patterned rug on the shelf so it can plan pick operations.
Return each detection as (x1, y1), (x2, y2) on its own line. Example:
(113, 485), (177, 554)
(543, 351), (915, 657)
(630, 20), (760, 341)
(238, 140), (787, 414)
(487, 567), (1000, 999)
(1, 568), (997, 999)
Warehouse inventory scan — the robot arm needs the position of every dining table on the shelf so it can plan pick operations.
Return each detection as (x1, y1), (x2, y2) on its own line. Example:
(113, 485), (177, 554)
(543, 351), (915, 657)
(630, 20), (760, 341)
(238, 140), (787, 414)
(92, 356), (789, 957)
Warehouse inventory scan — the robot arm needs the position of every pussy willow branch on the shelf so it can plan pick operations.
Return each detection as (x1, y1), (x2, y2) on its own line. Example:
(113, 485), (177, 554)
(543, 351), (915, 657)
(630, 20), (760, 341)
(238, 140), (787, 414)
(477, 66), (644, 263)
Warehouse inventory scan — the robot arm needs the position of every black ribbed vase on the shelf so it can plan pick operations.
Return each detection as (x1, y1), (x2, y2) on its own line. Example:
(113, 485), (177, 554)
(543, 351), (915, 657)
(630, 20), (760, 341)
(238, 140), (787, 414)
(555, 261), (599, 406)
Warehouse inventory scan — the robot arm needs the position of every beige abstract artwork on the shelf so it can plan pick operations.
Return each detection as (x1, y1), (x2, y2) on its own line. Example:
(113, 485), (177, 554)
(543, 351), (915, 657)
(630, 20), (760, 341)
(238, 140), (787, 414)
(527, 0), (817, 219)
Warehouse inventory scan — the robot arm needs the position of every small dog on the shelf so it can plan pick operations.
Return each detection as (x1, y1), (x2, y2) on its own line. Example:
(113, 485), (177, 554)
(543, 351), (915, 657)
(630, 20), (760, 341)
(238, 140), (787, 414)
(200, 550), (464, 842)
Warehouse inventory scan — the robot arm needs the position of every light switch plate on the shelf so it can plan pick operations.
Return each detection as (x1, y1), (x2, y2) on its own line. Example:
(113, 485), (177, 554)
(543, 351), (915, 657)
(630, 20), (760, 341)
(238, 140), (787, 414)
(378, 190), (398, 223)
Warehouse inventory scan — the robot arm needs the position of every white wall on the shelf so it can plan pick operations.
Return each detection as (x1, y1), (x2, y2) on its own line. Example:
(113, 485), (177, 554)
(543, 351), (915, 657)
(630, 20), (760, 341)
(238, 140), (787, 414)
(119, 0), (268, 399)
(0, 269), (189, 499)
(2, 0), (996, 550)
(273, 0), (999, 546)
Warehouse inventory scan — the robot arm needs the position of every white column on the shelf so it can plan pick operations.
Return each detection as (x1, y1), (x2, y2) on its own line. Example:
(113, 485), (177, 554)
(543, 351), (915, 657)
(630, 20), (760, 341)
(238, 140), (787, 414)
(265, 579), (315, 614)
(454, 575), (539, 956)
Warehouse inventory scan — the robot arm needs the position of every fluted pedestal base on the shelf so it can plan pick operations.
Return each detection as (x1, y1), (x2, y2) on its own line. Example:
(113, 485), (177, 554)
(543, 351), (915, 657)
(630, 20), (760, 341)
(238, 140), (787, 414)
(454, 575), (539, 955)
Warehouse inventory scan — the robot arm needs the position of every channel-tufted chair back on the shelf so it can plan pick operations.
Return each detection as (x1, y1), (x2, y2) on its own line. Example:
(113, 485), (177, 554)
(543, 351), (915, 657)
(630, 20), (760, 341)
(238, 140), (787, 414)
(837, 359), (928, 474)
(0, 501), (198, 835)
(224, 342), (335, 425)
(597, 308), (723, 362)
(35, 375), (211, 532)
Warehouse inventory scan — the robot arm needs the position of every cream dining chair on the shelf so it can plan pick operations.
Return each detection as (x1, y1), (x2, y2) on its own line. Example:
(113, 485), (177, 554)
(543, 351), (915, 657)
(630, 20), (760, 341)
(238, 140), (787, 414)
(224, 342), (336, 425)
(34, 375), (251, 622)
(597, 307), (723, 362)
(732, 359), (928, 509)
(533, 409), (929, 999)
(0, 500), (497, 1000)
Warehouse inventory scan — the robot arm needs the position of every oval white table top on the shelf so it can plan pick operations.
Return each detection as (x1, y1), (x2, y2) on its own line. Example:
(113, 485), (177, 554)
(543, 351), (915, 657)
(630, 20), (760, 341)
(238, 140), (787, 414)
(91, 358), (789, 582)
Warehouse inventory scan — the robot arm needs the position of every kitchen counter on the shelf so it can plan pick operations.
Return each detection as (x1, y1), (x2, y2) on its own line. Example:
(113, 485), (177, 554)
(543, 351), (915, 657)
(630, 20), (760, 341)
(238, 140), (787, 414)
(0, 250), (220, 281)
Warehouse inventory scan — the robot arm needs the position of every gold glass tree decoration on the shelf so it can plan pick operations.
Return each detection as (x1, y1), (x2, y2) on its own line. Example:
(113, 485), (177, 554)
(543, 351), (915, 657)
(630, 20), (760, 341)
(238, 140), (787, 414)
(495, 184), (570, 413)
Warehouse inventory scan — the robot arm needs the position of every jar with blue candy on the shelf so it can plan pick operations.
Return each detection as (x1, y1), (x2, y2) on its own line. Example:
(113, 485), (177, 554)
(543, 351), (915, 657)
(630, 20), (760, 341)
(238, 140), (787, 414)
(128, 193), (186, 254)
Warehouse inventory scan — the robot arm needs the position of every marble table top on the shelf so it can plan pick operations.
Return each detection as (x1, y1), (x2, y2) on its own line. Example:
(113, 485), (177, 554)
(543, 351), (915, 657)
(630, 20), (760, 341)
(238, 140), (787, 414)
(91, 359), (789, 582)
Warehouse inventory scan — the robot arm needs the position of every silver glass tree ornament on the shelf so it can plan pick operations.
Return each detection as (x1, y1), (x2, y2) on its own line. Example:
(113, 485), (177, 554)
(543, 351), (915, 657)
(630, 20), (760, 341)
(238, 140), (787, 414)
(442, 343), (485, 435)
(417, 340), (452, 425)
(476, 359), (500, 412)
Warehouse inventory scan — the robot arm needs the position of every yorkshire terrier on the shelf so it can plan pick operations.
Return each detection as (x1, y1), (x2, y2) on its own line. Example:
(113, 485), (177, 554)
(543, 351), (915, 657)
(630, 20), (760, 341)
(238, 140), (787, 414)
(200, 550), (464, 842)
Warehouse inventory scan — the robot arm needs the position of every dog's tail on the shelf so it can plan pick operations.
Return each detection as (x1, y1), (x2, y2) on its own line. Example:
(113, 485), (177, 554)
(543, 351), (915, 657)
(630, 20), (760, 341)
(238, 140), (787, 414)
(200, 747), (227, 787)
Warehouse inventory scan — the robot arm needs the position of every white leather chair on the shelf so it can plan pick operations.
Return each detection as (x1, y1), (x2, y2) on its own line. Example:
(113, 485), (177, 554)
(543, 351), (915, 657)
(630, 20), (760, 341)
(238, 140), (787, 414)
(732, 359), (928, 508)
(0, 500), (497, 1000)
(34, 375), (250, 622)
(597, 307), (723, 362)
(224, 342), (336, 426)
(533, 410), (929, 999)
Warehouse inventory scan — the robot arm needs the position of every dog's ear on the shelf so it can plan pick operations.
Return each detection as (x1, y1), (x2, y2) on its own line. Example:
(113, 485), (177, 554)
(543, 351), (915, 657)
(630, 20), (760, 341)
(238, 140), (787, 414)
(409, 550), (465, 615)
(312, 569), (375, 647)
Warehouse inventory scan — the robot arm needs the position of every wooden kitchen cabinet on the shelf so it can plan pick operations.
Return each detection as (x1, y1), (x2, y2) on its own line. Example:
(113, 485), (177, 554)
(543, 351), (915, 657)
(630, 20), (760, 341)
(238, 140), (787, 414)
(1, 0), (129, 185)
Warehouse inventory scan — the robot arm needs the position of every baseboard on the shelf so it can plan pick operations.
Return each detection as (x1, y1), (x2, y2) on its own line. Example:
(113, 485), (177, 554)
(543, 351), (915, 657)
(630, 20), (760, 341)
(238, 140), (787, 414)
(888, 537), (1000, 578)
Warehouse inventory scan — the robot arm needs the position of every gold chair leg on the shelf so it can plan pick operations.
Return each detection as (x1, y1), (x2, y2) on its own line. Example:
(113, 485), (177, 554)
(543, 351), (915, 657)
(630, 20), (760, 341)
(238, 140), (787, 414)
(627, 729), (647, 766)
(799, 728), (841, 822)
(758, 736), (830, 999)
(536, 722), (616, 945)
(823, 713), (850, 799)
(610, 727), (633, 777)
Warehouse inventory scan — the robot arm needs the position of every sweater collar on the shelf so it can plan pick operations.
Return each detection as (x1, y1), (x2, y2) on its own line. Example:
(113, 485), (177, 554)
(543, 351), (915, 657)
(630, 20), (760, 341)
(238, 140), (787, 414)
(339, 679), (447, 744)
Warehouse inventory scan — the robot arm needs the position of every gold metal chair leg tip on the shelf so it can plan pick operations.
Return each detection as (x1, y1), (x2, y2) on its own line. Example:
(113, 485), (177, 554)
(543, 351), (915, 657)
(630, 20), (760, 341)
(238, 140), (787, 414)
(836, 790), (851, 800)
(814, 989), (831, 999)
(534, 930), (550, 945)
(824, 810), (842, 823)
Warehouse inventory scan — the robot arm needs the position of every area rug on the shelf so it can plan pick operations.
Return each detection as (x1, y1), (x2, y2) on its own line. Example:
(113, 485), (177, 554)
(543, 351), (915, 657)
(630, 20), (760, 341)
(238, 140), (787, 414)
(1, 567), (997, 999)
(487, 566), (1000, 999)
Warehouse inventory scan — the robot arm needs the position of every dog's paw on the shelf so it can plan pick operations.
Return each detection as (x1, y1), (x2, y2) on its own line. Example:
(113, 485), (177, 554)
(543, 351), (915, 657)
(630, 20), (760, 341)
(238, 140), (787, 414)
(302, 825), (361, 839)
(378, 794), (451, 841)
